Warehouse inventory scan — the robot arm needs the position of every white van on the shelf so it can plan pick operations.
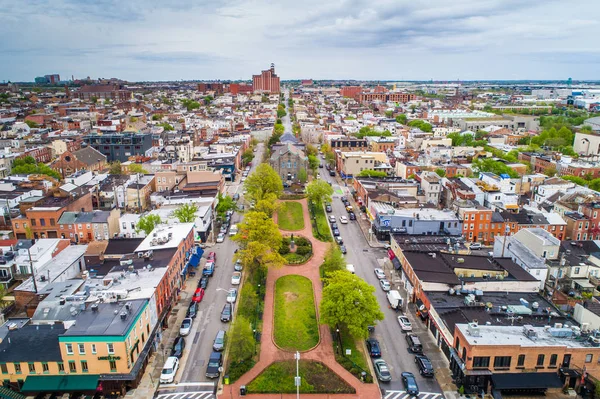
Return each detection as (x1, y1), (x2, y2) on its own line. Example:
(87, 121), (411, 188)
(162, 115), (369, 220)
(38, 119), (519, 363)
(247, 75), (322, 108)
(229, 225), (238, 237)
(160, 356), (179, 384)
(346, 264), (355, 274)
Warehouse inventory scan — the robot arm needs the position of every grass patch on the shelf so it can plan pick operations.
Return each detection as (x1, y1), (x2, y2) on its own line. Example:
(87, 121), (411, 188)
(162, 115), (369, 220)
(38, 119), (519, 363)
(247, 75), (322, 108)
(310, 202), (332, 242)
(277, 201), (305, 231)
(247, 360), (355, 394)
(274, 275), (319, 351)
(332, 326), (372, 382)
(279, 236), (313, 264)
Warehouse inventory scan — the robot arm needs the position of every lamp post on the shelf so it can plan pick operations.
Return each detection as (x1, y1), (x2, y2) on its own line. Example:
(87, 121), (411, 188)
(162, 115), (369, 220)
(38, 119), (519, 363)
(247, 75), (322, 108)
(294, 351), (301, 399)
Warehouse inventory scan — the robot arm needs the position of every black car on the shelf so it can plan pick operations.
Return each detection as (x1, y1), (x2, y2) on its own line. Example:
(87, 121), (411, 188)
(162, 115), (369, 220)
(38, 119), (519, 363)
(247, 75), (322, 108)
(171, 336), (186, 358)
(220, 303), (232, 322)
(415, 354), (434, 377)
(366, 338), (381, 358)
(339, 245), (347, 254)
(325, 204), (332, 213)
(205, 351), (223, 378)
(333, 228), (340, 237)
(340, 196), (347, 202)
(329, 170), (335, 176)
(198, 276), (209, 289)
(319, 164), (323, 168)
(401, 372), (419, 396)
(331, 222), (338, 230)
(406, 333), (423, 354)
(348, 212), (356, 220)
(187, 302), (198, 319)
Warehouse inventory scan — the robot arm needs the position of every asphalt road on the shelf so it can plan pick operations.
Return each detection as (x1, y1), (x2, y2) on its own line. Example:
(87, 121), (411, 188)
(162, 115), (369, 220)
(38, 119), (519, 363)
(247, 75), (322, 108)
(319, 159), (442, 393)
(283, 89), (293, 134)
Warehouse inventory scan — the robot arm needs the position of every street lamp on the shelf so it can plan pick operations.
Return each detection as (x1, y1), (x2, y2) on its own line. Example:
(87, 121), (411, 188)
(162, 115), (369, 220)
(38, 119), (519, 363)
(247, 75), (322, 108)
(294, 351), (301, 399)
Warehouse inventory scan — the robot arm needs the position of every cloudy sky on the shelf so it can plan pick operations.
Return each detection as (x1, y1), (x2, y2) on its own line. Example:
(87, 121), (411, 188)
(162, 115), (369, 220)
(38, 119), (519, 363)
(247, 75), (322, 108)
(1, 0), (599, 82)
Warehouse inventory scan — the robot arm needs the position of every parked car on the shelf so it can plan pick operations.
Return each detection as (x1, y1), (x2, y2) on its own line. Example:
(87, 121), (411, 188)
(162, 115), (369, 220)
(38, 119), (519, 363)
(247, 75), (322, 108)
(160, 356), (179, 384)
(220, 303), (232, 322)
(374, 268), (386, 279)
(325, 204), (332, 213)
(366, 338), (382, 358)
(348, 212), (356, 220)
(470, 242), (482, 250)
(415, 354), (434, 377)
(329, 215), (336, 223)
(203, 261), (215, 277)
(335, 236), (343, 245)
(227, 288), (238, 303)
(331, 222), (338, 230)
(339, 245), (347, 254)
(379, 279), (391, 291)
(171, 336), (186, 358)
(205, 351), (223, 379)
(319, 164), (323, 168)
(405, 333), (423, 354)
(187, 302), (198, 319)
(231, 272), (242, 285)
(207, 252), (216, 262)
(192, 288), (205, 303)
(339, 216), (348, 224)
(333, 228), (340, 236)
(345, 205), (353, 213)
(198, 276), (209, 289)
(213, 330), (226, 351)
(234, 260), (243, 271)
(401, 372), (419, 396)
(397, 315), (412, 332)
(179, 318), (193, 336)
(329, 170), (335, 176)
(220, 226), (228, 235)
(340, 196), (347, 203)
(373, 359), (392, 382)
(216, 233), (225, 243)
(233, 193), (240, 201)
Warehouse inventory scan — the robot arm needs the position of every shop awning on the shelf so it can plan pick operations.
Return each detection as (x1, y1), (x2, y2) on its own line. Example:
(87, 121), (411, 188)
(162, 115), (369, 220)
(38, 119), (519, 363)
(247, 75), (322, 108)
(188, 253), (200, 268)
(492, 372), (562, 390)
(392, 257), (402, 270)
(0, 386), (26, 399)
(195, 246), (204, 259)
(21, 375), (99, 393)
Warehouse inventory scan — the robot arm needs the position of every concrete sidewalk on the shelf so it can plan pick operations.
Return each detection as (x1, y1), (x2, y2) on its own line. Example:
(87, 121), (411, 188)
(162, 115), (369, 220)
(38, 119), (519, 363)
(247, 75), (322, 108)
(127, 273), (200, 399)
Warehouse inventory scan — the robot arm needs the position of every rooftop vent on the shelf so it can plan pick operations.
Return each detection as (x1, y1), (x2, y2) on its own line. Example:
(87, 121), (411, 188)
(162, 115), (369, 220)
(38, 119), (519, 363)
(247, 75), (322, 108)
(120, 311), (127, 320)
(467, 321), (480, 337)
(91, 304), (99, 312)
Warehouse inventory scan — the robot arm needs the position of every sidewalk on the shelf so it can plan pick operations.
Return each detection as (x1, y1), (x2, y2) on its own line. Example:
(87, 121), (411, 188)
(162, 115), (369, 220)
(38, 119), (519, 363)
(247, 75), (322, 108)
(127, 272), (200, 399)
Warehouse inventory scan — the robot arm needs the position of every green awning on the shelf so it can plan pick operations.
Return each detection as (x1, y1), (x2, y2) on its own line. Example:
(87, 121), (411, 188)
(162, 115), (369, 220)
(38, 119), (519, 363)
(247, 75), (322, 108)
(0, 386), (26, 399)
(21, 375), (99, 393)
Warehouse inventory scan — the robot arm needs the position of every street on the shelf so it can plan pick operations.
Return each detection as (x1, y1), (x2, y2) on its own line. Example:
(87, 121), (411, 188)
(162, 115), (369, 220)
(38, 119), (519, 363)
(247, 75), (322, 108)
(319, 158), (443, 395)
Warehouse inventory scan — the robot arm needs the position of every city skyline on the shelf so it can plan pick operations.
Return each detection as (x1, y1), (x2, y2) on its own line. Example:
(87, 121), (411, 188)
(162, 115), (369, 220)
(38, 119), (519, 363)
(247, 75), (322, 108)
(1, 0), (599, 82)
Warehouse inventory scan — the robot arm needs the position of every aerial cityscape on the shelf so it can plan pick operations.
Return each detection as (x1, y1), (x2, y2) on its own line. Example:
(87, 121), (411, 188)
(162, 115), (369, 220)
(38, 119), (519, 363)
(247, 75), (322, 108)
(1, 2), (600, 399)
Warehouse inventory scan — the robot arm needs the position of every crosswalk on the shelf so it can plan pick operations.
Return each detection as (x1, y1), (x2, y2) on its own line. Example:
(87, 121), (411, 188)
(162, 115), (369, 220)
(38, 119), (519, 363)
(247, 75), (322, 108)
(156, 391), (214, 399)
(384, 391), (444, 399)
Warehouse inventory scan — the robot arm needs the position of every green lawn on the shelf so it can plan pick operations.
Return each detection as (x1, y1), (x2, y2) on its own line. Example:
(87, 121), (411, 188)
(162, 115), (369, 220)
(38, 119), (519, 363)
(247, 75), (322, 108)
(311, 203), (332, 242)
(274, 275), (319, 351)
(277, 201), (305, 231)
(247, 360), (355, 394)
(333, 325), (371, 382)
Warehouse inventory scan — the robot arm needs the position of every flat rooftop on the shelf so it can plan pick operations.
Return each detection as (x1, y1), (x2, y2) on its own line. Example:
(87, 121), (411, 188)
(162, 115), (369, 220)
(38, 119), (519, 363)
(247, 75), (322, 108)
(136, 223), (194, 252)
(62, 299), (147, 337)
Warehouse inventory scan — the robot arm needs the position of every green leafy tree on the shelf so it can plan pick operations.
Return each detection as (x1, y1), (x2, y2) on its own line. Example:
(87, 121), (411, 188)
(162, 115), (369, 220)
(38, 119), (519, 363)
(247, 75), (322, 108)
(128, 163), (149, 174)
(321, 244), (346, 279)
(228, 316), (255, 363)
(472, 158), (518, 178)
(203, 96), (213, 105)
(244, 164), (283, 203)
(152, 114), (163, 121)
(234, 211), (282, 250)
(298, 168), (308, 184)
(407, 119), (432, 132)
(109, 161), (122, 175)
(305, 144), (318, 157)
(395, 114), (407, 124)
(215, 193), (236, 218)
(435, 168), (446, 177)
(24, 120), (39, 128)
(181, 99), (201, 111)
(308, 155), (319, 173)
(306, 179), (334, 205)
(136, 214), (162, 235)
(254, 193), (280, 218)
(242, 151), (255, 166)
(357, 169), (387, 178)
(173, 203), (198, 223)
(11, 156), (61, 180)
(320, 270), (385, 339)
(261, 94), (269, 103)
(158, 122), (174, 131)
(90, 96), (98, 104)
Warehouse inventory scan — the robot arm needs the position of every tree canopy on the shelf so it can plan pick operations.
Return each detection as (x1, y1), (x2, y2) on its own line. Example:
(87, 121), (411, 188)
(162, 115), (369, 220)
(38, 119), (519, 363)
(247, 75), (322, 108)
(357, 169), (387, 178)
(306, 179), (334, 205)
(308, 155), (320, 172)
(109, 161), (122, 175)
(321, 244), (346, 279)
(136, 214), (162, 235)
(228, 316), (255, 363)
(233, 211), (285, 273)
(447, 132), (487, 147)
(158, 122), (174, 131)
(242, 151), (254, 166)
(395, 114), (407, 124)
(181, 98), (201, 111)
(128, 163), (149, 174)
(355, 127), (392, 139)
(215, 193), (236, 218)
(472, 158), (518, 178)
(320, 270), (385, 339)
(244, 164), (283, 203)
(173, 203), (198, 223)
(298, 168), (308, 184)
(407, 119), (432, 132)
(11, 156), (61, 180)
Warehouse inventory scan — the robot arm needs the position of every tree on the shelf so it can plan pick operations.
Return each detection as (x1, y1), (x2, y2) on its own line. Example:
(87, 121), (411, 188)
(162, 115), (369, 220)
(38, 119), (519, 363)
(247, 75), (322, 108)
(408, 119), (432, 132)
(235, 240), (286, 275)
(90, 96), (98, 104)
(152, 114), (163, 121)
(321, 244), (346, 278)
(306, 179), (334, 205)
(385, 110), (394, 118)
(305, 144), (318, 157)
(308, 155), (319, 173)
(320, 270), (385, 339)
(242, 151), (254, 167)
(24, 120), (38, 128)
(181, 98), (201, 111)
(261, 94), (269, 103)
(0, 285), (9, 309)
(158, 122), (174, 131)
(215, 193), (236, 218)
(203, 96), (213, 105)
(234, 211), (282, 250)
(254, 193), (279, 218)
(128, 163), (149, 174)
(11, 156), (61, 180)
(357, 169), (387, 178)
(434, 168), (446, 177)
(298, 168), (308, 184)
(228, 316), (255, 363)
(244, 164), (283, 203)
(173, 203), (198, 223)
(395, 114), (407, 124)
(136, 214), (162, 235)
(109, 161), (122, 175)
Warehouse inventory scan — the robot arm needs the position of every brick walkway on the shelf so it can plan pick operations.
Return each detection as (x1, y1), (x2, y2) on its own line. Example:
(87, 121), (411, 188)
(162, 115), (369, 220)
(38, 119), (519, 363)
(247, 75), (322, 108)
(220, 198), (381, 399)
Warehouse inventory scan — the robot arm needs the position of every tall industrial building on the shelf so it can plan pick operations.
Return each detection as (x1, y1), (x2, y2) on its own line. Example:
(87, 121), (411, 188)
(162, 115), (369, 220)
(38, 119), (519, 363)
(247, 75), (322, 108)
(252, 63), (280, 94)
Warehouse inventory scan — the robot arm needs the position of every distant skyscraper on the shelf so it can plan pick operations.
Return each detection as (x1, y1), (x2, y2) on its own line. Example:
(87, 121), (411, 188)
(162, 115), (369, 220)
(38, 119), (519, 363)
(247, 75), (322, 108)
(252, 63), (280, 94)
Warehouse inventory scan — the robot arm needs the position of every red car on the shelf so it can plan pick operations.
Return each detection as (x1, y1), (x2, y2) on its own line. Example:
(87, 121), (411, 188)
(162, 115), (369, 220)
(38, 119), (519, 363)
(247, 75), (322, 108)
(207, 252), (216, 262)
(192, 288), (205, 303)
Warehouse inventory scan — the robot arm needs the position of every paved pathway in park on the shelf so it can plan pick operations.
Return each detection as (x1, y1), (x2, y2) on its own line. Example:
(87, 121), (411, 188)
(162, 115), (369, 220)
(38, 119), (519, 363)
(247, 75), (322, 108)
(220, 198), (380, 399)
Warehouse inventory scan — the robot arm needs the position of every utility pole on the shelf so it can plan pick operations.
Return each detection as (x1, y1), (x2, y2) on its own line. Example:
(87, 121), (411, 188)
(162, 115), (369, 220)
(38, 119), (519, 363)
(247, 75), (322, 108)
(26, 242), (37, 293)
(294, 351), (301, 399)
(501, 224), (511, 257)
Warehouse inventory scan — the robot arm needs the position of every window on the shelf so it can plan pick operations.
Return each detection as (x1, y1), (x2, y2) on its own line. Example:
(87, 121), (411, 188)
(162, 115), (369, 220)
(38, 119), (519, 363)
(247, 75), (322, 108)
(0, 364), (6, 374)
(575, 267), (581, 274)
(66, 344), (73, 355)
(494, 356), (511, 369)
(109, 360), (117, 372)
(91, 344), (97, 354)
(14, 223), (18, 229)
(58, 363), (65, 373)
(536, 354), (545, 367)
(586, 354), (593, 363)
(28, 363), (35, 374)
(122, 222), (126, 229)
(42, 363), (49, 373)
(517, 354), (526, 367)
(472, 357), (490, 368)
(40, 218), (46, 226)
(78, 344), (85, 355)
(81, 361), (88, 373)
(50, 218), (55, 226)
(69, 361), (76, 373)
(31, 219), (36, 226)
(107, 343), (114, 354)
(14, 363), (21, 374)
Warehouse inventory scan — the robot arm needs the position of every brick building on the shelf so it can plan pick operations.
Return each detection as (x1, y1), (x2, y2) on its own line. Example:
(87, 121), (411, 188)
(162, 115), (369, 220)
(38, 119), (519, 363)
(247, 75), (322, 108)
(51, 147), (107, 178)
(73, 85), (131, 101)
(340, 86), (362, 100)
(252, 64), (280, 94)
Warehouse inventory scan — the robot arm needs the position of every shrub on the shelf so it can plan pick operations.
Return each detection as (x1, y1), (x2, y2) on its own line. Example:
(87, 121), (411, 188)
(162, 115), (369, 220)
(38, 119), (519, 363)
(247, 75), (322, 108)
(279, 244), (290, 255)
(295, 237), (311, 247)
(295, 246), (311, 256)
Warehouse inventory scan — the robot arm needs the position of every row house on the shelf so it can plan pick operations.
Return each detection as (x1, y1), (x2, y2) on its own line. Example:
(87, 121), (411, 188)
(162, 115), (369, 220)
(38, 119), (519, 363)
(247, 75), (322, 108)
(57, 209), (120, 243)
(456, 204), (505, 244)
(19, 146), (52, 163)
(501, 207), (567, 240)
